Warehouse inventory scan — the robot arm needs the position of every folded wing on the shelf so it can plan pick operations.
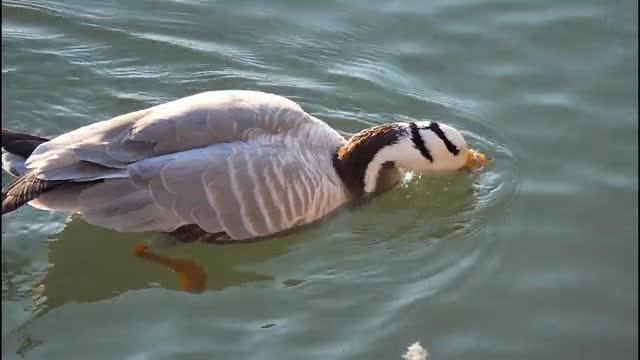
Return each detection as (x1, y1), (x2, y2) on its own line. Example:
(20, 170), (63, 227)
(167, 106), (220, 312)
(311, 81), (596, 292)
(19, 91), (348, 239)
(25, 90), (344, 181)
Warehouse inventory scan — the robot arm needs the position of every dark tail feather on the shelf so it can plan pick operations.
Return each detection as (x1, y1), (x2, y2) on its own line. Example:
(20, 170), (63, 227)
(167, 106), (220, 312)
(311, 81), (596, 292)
(2, 128), (49, 158)
(2, 171), (65, 215)
(2, 130), (57, 214)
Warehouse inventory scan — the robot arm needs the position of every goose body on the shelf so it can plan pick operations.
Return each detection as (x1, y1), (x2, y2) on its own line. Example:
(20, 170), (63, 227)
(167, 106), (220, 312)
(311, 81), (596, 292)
(2, 90), (486, 243)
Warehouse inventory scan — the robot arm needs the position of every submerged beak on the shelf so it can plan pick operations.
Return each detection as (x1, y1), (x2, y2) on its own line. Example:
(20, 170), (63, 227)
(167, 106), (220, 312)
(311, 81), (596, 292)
(464, 149), (490, 170)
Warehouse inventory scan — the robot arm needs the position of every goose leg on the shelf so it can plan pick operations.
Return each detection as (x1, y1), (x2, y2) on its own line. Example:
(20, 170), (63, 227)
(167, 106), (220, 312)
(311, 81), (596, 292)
(131, 226), (235, 292)
(132, 236), (207, 292)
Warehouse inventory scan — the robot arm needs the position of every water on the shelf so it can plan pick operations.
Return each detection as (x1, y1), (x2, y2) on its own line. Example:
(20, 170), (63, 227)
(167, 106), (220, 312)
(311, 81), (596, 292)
(1, 0), (637, 359)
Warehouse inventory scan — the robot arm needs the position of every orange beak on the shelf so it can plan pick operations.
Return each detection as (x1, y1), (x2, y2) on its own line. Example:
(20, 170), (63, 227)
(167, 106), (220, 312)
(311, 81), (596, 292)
(464, 149), (490, 170)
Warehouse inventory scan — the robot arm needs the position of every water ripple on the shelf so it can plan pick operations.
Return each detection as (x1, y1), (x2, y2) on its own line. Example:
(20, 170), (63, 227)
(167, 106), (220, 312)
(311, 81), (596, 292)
(1, 0), (636, 359)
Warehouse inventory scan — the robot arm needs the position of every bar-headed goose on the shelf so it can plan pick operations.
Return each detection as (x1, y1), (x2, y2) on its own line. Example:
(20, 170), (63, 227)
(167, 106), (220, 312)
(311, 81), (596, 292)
(2, 90), (488, 242)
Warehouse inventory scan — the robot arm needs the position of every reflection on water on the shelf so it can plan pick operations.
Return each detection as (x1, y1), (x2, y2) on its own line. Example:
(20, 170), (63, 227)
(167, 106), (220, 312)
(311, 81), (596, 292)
(31, 151), (511, 314)
(2, 0), (636, 357)
(34, 218), (300, 313)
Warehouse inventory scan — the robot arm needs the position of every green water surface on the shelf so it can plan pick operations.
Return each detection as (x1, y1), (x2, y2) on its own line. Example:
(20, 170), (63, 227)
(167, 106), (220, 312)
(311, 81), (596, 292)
(2, 0), (637, 359)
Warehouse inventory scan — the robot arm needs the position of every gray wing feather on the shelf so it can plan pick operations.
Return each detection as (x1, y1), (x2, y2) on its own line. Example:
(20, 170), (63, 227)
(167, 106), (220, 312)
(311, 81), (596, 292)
(76, 180), (183, 232)
(26, 110), (150, 176)
(19, 91), (348, 238)
(126, 142), (345, 239)
(32, 179), (185, 232)
(25, 91), (343, 182)
(201, 145), (325, 239)
(33, 142), (347, 238)
(128, 146), (230, 233)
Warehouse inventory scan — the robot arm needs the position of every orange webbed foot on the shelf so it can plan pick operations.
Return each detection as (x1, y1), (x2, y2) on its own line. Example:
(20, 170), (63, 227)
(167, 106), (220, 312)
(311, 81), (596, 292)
(133, 243), (207, 292)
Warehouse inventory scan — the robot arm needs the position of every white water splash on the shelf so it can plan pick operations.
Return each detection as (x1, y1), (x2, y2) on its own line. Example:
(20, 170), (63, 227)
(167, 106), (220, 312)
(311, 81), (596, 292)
(402, 341), (429, 360)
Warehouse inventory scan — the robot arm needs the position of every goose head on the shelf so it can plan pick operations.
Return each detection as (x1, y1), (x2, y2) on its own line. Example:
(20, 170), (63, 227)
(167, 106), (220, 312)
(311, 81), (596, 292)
(334, 121), (488, 197)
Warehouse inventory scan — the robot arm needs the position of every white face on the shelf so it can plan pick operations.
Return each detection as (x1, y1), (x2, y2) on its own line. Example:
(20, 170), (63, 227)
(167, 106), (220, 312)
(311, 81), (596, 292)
(398, 121), (469, 172)
(362, 121), (478, 193)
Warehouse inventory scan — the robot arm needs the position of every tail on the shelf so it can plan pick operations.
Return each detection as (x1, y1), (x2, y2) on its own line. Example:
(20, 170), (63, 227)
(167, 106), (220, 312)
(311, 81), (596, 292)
(1, 129), (64, 214)
(2, 128), (49, 176)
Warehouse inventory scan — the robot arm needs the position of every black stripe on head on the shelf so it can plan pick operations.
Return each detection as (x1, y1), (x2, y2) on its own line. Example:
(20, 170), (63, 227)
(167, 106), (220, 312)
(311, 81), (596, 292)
(428, 122), (460, 156)
(409, 122), (433, 163)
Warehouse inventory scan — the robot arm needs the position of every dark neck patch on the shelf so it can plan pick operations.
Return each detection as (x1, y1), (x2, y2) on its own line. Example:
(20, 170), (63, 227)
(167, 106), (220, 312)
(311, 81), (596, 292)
(428, 122), (460, 155)
(333, 124), (405, 199)
(409, 122), (433, 162)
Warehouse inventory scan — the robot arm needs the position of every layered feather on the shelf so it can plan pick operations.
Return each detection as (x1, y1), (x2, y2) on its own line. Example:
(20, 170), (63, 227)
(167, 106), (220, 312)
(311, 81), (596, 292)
(4, 90), (350, 240)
